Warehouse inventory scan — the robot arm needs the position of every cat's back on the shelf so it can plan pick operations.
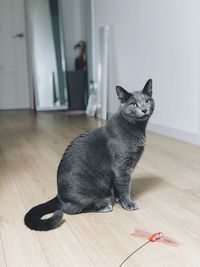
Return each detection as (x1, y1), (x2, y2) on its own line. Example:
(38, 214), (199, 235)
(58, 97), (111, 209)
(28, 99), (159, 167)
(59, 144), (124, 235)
(58, 126), (110, 170)
(69, 126), (107, 153)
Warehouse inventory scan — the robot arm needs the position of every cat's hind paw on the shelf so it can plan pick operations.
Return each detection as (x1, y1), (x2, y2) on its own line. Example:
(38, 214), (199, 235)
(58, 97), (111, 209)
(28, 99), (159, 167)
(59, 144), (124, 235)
(98, 204), (113, 213)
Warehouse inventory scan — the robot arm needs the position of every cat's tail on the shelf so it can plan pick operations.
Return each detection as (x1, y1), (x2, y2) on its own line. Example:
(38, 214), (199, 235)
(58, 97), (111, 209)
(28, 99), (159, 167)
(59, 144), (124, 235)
(24, 196), (63, 231)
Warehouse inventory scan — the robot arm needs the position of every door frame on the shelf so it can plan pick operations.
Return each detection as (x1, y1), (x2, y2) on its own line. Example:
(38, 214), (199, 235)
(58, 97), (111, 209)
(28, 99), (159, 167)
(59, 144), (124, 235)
(24, 0), (35, 110)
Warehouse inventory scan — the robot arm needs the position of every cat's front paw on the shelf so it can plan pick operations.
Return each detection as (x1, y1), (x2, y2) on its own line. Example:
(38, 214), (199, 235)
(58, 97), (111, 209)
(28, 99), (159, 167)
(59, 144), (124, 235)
(121, 200), (139, 211)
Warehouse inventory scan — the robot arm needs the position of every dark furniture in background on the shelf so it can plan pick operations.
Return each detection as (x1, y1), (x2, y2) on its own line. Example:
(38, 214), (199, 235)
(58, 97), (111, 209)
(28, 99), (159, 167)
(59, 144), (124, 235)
(67, 70), (87, 110)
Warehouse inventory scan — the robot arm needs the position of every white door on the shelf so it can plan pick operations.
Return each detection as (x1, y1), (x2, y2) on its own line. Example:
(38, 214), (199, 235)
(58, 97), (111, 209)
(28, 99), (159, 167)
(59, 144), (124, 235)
(0, 0), (30, 109)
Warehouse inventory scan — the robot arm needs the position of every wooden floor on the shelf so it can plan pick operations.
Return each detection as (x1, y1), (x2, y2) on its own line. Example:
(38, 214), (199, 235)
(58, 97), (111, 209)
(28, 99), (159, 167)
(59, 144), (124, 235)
(0, 110), (200, 267)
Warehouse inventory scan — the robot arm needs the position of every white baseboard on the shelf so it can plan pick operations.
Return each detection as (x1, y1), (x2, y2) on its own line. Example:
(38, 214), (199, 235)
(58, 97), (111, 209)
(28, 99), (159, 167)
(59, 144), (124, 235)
(148, 122), (200, 145)
(36, 105), (68, 111)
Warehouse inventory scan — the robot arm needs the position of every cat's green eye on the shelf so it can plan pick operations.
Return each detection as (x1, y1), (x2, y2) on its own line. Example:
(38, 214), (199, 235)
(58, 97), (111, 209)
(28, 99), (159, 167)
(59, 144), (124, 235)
(146, 99), (152, 104)
(131, 103), (137, 108)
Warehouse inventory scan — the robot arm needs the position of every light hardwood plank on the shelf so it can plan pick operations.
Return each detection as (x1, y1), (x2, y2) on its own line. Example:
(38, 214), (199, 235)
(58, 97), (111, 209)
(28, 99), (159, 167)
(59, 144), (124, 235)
(0, 236), (7, 267)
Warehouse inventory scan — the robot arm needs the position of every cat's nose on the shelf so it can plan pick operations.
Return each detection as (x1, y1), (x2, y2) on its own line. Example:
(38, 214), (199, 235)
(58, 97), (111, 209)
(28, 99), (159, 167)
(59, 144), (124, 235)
(142, 109), (147, 114)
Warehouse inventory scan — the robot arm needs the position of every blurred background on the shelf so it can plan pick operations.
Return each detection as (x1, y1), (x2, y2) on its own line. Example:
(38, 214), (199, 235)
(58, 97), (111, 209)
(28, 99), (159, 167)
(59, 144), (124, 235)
(0, 0), (200, 145)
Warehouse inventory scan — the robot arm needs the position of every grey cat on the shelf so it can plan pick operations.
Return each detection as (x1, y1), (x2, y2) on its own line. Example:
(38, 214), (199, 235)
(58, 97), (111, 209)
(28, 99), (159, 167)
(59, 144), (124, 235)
(24, 79), (154, 231)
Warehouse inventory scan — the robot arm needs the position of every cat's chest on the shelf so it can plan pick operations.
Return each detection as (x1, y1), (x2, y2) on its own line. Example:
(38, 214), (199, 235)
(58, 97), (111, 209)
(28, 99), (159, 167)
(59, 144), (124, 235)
(116, 135), (145, 161)
(109, 133), (145, 159)
(132, 135), (145, 153)
(127, 136), (145, 169)
(123, 134), (145, 153)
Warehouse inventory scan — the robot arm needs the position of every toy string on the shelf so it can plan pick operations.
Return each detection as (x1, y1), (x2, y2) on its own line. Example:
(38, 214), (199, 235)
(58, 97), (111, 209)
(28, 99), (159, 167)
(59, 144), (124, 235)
(119, 240), (150, 267)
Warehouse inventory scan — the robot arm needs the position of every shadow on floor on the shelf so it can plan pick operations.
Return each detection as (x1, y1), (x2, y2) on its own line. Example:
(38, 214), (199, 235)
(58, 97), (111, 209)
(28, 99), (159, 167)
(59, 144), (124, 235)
(131, 176), (164, 198)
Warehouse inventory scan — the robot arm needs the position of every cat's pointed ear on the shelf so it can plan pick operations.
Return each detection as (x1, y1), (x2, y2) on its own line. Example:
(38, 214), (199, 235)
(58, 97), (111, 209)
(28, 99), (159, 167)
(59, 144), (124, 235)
(142, 79), (152, 96)
(116, 86), (131, 103)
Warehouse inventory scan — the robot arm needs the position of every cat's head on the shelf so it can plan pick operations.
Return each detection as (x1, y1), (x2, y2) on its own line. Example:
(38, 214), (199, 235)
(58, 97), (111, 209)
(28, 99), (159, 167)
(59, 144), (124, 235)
(116, 79), (155, 123)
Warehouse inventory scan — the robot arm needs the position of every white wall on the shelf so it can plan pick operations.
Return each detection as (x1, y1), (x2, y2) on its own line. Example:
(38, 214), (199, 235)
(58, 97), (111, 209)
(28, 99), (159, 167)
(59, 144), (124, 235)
(91, 0), (200, 144)
(60, 0), (86, 71)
